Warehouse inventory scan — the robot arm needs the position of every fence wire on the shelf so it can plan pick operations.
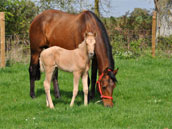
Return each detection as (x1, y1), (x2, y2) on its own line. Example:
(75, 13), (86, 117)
(3, 29), (171, 65)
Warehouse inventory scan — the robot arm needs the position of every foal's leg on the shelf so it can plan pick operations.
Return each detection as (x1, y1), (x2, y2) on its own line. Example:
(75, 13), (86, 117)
(52, 68), (61, 98)
(70, 72), (81, 107)
(44, 66), (55, 109)
(82, 72), (89, 106)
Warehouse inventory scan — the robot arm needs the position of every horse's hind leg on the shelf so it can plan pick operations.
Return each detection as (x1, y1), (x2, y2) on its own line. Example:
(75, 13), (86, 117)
(52, 68), (61, 98)
(70, 72), (80, 107)
(29, 53), (41, 98)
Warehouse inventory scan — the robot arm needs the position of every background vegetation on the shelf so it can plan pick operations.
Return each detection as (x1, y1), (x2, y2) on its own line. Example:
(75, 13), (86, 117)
(0, 0), (171, 63)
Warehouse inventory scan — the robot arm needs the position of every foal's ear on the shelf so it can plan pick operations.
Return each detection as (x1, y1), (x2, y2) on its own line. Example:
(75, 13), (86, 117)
(113, 68), (119, 75)
(94, 32), (97, 38)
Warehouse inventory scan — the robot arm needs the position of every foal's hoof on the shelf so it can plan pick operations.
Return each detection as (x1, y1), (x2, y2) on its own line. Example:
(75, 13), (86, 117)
(70, 105), (73, 107)
(50, 106), (54, 109)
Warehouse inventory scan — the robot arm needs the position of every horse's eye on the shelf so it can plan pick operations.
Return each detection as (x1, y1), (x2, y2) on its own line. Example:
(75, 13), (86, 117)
(102, 86), (106, 90)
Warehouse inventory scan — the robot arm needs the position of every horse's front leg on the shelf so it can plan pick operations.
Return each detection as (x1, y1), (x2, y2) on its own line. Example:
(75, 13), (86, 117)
(52, 68), (61, 98)
(87, 74), (90, 103)
(70, 71), (80, 107)
(82, 72), (89, 106)
(90, 55), (97, 99)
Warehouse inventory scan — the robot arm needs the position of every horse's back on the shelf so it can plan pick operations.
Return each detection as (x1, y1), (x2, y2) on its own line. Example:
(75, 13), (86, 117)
(29, 10), (89, 51)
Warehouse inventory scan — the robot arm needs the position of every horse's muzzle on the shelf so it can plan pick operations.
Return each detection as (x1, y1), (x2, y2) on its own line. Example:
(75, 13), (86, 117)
(88, 53), (94, 59)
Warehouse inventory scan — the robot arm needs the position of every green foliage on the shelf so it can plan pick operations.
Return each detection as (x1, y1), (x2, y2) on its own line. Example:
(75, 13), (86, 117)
(38, 0), (93, 13)
(0, 0), (39, 35)
(120, 10), (151, 32)
(0, 0), (93, 35)
(157, 35), (172, 50)
(112, 38), (143, 59)
(102, 8), (153, 59)
(0, 57), (172, 128)
(130, 39), (142, 55)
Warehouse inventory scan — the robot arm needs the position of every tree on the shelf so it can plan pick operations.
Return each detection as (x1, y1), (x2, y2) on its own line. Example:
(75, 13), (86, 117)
(38, 0), (77, 13)
(94, 0), (100, 17)
(38, 0), (93, 13)
(0, 0), (39, 35)
(154, 0), (172, 37)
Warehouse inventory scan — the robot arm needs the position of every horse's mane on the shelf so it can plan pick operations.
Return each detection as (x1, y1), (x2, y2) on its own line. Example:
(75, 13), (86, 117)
(82, 11), (116, 81)
(82, 11), (115, 70)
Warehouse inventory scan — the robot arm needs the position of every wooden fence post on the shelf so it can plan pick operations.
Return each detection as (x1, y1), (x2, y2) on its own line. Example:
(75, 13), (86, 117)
(0, 12), (5, 68)
(152, 11), (157, 57)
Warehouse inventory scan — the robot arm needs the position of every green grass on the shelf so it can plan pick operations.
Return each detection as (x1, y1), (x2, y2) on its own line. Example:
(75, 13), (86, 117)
(0, 57), (172, 129)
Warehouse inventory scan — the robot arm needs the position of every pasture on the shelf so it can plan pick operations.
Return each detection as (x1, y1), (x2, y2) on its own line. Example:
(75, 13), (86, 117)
(0, 57), (172, 129)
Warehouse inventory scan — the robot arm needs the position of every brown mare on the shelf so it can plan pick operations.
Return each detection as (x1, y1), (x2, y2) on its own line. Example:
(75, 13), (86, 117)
(29, 9), (118, 107)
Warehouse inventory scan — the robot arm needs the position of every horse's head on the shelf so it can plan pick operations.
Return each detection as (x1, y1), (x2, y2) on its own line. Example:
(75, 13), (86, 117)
(84, 32), (96, 59)
(97, 68), (118, 107)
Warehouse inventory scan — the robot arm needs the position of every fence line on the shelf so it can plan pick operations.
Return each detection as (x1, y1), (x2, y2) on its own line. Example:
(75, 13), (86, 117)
(4, 29), (153, 63)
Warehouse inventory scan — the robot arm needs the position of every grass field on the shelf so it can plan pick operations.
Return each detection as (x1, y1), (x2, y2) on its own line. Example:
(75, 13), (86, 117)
(0, 57), (172, 129)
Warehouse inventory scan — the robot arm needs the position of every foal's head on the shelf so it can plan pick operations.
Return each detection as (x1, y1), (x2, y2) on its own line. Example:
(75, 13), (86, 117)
(84, 32), (96, 59)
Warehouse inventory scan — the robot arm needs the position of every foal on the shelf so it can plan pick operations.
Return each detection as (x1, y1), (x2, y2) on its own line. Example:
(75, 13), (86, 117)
(40, 32), (96, 108)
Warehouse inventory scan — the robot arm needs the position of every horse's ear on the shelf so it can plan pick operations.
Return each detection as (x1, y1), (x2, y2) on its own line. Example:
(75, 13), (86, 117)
(113, 68), (119, 75)
(94, 32), (97, 38)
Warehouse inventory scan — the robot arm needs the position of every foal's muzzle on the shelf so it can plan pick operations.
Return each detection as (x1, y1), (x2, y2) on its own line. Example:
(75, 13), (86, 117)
(88, 53), (94, 59)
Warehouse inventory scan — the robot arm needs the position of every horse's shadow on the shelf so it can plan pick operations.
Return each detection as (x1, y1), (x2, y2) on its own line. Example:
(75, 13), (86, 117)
(36, 88), (101, 106)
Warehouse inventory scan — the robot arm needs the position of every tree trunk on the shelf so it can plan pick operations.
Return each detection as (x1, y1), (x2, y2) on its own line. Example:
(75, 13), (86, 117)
(155, 0), (172, 37)
(94, 0), (100, 17)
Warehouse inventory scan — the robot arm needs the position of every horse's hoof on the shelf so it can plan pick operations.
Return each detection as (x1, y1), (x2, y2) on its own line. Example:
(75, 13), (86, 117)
(55, 94), (61, 99)
(30, 94), (36, 99)
(89, 94), (95, 100)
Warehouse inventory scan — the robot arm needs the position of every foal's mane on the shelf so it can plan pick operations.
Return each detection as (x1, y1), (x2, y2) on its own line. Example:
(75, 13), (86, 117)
(78, 40), (86, 48)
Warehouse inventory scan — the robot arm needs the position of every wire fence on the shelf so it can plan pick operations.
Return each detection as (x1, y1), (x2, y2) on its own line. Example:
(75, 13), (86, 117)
(4, 34), (30, 65)
(2, 28), (171, 65)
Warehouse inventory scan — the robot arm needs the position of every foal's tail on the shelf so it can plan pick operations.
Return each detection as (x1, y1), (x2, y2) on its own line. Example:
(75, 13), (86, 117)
(39, 57), (44, 72)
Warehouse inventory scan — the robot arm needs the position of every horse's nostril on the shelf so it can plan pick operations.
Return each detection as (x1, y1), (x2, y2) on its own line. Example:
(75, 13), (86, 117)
(105, 105), (113, 108)
(89, 53), (94, 58)
(104, 102), (113, 108)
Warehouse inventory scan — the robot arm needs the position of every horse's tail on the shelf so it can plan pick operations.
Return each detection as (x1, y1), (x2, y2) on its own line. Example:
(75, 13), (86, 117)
(39, 57), (44, 72)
